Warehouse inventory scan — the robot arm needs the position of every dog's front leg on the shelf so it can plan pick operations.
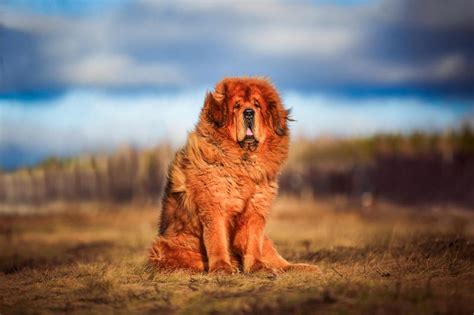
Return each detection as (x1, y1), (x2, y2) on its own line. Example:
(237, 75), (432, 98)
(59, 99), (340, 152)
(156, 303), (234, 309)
(200, 212), (235, 274)
(234, 212), (267, 273)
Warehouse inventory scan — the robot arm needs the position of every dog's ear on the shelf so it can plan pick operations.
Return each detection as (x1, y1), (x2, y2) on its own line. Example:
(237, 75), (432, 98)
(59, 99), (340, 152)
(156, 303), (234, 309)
(259, 78), (290, 136)
(268, 101), (290, 136)
(204, 82), (228, 128)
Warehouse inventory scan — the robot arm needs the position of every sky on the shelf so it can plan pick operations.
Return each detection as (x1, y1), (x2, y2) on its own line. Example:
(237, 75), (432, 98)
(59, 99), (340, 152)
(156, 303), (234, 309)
(0, 0), (473, 170)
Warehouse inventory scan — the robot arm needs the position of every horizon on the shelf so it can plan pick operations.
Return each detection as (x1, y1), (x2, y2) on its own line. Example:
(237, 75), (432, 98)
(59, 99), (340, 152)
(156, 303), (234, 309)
(1, 87), (472, 171)
(1, 0), (473, 169)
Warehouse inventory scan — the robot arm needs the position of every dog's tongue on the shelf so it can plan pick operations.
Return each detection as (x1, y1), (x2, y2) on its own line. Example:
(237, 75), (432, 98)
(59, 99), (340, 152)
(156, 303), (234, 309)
(246, 127), (253, 136)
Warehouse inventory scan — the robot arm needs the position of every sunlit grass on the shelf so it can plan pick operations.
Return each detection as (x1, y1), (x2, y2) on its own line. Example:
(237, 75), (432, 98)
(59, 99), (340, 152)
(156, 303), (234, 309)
(1, 197), (473, 314)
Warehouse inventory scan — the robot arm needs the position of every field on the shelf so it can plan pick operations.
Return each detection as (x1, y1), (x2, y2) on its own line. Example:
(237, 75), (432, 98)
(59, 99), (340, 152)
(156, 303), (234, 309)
(1, 197), (473, 314)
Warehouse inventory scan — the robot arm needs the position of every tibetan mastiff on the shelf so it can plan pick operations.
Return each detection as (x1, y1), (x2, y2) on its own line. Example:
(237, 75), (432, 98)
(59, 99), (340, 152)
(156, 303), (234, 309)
(150, 77), (320, 274)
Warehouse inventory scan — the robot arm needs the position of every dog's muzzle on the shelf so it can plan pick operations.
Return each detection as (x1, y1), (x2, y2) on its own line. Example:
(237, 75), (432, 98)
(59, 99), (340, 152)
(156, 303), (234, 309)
(239, 108), (258, 150)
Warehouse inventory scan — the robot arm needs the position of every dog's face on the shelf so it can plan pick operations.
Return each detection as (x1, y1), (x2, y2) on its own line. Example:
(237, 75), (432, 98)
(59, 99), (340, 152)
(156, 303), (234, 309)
(203, 77), (289, 151)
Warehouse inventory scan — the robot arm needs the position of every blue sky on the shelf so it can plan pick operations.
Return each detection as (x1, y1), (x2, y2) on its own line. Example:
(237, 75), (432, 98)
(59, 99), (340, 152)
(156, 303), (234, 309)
(0, 0), (473, 169)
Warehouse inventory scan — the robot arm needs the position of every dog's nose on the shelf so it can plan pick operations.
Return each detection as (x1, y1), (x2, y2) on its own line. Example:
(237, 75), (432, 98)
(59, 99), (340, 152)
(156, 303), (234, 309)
(244, 108), (254, 120)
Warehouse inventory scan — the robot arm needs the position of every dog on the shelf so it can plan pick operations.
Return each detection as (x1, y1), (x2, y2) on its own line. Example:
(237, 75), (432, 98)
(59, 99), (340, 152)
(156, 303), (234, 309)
(150, 77), (320, 274)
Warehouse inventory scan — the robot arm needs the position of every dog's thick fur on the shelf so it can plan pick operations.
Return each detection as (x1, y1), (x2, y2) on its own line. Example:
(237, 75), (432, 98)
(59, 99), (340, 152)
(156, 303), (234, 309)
(150, 77), (319, 274)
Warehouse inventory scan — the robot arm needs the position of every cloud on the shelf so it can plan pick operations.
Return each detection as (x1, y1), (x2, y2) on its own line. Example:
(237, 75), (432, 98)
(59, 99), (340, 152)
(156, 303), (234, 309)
(432, 53), (468, 80)
(243, 26), (358, 57)
(60, 53), (184, 86)
(1, 89), (471, 169)
(286, 92), (470, 136)
(0, 0), (473, 95)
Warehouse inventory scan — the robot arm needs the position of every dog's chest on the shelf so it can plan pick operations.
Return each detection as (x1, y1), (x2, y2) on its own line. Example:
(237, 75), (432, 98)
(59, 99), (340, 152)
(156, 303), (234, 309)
(204, 165), (260, 214)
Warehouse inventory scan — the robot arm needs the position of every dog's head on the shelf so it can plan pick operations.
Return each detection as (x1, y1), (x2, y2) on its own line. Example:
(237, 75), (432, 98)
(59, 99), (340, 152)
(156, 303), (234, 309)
(202, 77), (290, 151)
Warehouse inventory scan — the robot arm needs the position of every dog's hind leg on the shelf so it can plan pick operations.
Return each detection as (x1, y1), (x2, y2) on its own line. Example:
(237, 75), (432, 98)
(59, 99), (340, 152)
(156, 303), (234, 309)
(262, 236), (321, 273)
(149, 236), (207, 272)
(261, 236), (290, 271)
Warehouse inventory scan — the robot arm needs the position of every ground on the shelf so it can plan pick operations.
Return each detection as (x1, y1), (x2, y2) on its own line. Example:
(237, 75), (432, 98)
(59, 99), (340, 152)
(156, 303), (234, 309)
(0, 197), (473, 314)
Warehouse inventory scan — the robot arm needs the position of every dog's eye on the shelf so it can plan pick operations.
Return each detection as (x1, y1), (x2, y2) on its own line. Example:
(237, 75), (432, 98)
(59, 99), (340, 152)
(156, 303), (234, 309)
(254, 99), (260, 108)
(234, 102), (240, 109)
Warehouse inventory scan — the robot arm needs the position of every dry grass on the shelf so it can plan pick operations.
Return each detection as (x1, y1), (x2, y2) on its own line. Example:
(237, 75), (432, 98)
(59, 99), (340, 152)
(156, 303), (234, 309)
(0, 197), (473, 314)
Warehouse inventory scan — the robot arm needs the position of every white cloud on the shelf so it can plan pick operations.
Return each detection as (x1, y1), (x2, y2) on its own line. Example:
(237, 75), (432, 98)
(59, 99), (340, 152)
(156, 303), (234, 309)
(1, 90), (470, 158)
(59, 53), (185, 86)
(339, 52), (472, 84)
(1, 10), (68, 33)
(432, 53), (467, 80)
(243, 26), (358, 57)
(0, 90), (203, 155)
(285, 92), (468, 137)
(1, 0), (472, 92)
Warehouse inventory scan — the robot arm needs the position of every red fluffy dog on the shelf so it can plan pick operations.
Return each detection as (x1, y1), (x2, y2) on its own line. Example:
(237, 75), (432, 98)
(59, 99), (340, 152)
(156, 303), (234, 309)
(150, 77), (320, 274)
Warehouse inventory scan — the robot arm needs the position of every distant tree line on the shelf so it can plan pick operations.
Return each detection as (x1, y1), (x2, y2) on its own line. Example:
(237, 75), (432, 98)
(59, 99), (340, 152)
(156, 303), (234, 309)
(281, 124), (474, 208)
(0, 146), (172, 205)
(1, 125), (473, 208)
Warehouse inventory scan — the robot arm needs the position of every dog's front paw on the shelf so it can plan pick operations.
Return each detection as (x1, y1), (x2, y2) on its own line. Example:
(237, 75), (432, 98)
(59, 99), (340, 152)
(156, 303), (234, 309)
(249, 260), (278, 274)
(243, 256), (277, 274)
(209, 260), (236, 274)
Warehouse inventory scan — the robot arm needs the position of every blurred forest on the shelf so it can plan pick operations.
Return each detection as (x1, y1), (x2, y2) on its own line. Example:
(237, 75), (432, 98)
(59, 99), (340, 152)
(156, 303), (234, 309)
(1, 125), (474, 208)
